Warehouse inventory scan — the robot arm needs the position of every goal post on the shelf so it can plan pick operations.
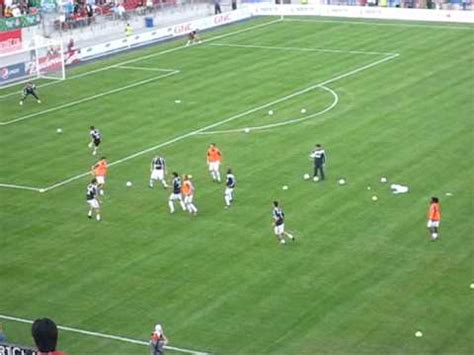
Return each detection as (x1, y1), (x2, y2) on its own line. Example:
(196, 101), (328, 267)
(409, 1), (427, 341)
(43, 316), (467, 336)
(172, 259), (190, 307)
(0, 36), (65, 89)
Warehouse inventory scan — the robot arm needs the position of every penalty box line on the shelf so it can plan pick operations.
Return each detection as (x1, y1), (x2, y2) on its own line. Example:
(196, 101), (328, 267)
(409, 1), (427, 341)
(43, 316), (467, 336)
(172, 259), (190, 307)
(0, 314), (210, 355)
(34, 51), (398, 193)
(0, 70), (180, 126)
(0, 18), (282, 101)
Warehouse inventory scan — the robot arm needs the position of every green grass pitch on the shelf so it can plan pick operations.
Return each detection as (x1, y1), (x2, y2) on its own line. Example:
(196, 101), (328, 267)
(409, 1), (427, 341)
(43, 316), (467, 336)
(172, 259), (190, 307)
(1, 16), (473, 354)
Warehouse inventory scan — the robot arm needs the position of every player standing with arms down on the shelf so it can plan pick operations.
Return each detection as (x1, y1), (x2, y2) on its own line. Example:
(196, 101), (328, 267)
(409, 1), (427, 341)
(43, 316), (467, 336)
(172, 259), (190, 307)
(224, 168), (236, 208)
(86, 178), (101, 221)
(272, 201), (295, 245)
(149, 155), (168, 188)
(168, 172), (186, 213)
(310, 144), (327, 180)
(89, 126), (101, 156)
(91, 157), (108, 196)
(149, 323), (168, 355)
(186, 30), (201, 46)
(207, 143), (222, 182)
(427, 197), (441, 241)
(182, 175), (198, 215)
(19, 83), (41, 105)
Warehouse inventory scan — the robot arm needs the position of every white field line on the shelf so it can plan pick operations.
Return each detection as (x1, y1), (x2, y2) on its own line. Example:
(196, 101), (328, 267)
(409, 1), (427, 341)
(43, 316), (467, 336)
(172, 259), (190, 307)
(0, 70), (180, 126)
(113, 65), (178, 72)
(209, 42), (397, 56)
(32, 52), (398, 193)
(197, 85), (338, 135)
(0, 314), (209, 355)
(0, 18), (282, 100)
(284, 17), (474, 31)
(0, 183), (42, 192)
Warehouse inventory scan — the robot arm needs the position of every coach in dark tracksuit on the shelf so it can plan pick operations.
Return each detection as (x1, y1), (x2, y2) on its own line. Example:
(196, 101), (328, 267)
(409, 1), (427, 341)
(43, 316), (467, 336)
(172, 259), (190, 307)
(311, 144), (327, 180)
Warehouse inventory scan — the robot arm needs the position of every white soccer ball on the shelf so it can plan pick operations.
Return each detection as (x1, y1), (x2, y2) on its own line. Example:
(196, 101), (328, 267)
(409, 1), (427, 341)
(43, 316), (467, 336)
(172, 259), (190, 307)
(126, 181), (133, 187)
(470, 283), (474, 289)
(313, 176), (319, 182)
(380, 177), (388, 183)
(174, 99), (181, 104)
(268, 110), (274, 116)
(301, 108), (306, 114)
(303, 173), (310, 180)
(56, 128), (63, 134)
(367, 186), (372, 190)
(372, 195), (378, 201)
(415, 331), (423, 337)
(338, 178), (346, 185)
(282, 185), (288, 190)
(244, 128), (250, 133)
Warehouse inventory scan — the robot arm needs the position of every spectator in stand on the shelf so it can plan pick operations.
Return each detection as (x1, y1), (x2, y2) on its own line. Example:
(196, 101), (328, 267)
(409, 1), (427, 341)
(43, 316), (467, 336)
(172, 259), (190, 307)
(146, 0), (153, 13)
(214, 0), (221, 14)
(32, 318), (66, 355)
(232, 0), (237, 10)
(12, 5), (21, 17)
(4, 7), (13, 17)
(0, 323), (7, 343)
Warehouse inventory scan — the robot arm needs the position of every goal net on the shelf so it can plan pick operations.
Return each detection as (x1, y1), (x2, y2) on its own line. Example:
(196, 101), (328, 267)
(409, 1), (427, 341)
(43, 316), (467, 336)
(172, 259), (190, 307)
(0, 36), (65, 89)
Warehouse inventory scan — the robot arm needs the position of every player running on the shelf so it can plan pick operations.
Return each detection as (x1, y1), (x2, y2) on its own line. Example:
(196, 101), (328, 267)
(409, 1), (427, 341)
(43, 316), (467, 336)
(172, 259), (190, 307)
(207, 143), (222, 182)
(19, 83), (41, 105)
(182, 175), (198, 215)
(149, 155), (168, 189)
(168, 172), (186, 213)
(272, 201), (295, 245)
(91, 157), (108, 196)
(149, 323), (168, 355)
(224, 168), (236, 208)
(186, 30), (201, 46)
(86, 178), (101, 221)
(89, 126), (101, 156)
(427, 197), (441, 241)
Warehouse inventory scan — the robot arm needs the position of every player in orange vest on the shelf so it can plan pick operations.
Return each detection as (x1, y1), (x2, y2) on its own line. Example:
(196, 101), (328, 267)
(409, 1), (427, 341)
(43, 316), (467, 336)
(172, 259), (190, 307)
(149, 323), (168, 355)
(207, 143), (222, 182)
(182, 175), (198, 215)
(427, 197), (441, 241)
(91, 157), (108, 195)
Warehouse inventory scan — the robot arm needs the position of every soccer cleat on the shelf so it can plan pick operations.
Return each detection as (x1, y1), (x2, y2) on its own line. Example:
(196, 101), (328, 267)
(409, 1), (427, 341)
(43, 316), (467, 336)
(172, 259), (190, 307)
(88, 215), (92, 219)
(280, 239), (286, 245)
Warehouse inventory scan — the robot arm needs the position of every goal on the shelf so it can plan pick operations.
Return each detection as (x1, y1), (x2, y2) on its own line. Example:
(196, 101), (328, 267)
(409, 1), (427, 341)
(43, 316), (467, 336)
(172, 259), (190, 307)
(0, 36), (65, 89)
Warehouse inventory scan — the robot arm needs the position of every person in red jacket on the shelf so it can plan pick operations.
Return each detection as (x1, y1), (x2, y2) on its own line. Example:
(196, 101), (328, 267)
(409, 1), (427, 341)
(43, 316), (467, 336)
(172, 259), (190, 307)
(150, 323), (168, 355)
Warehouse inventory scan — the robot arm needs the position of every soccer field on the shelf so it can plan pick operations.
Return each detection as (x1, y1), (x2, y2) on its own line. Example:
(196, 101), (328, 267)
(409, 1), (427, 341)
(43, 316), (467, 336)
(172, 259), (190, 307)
(1, 16), (473, 354)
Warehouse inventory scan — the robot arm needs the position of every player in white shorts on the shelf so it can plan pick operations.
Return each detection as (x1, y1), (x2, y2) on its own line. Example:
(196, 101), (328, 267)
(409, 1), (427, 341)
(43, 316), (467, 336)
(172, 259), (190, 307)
(224, 168), (236, 208)
(86, 178), (101, 221)
(149, 155), (168, 188)
(207, 143), (222, 182)
(168, 172), (186, 213)
(182, 175), (198, 215)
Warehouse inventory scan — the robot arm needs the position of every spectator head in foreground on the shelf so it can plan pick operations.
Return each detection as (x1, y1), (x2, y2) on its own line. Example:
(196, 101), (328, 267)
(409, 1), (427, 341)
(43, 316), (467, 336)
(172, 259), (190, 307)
(32, 318), (58, 352)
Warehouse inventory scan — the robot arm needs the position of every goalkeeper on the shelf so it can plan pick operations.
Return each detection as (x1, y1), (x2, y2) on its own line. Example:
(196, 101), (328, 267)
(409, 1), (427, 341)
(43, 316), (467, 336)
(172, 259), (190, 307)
(20, 82), (41, 105)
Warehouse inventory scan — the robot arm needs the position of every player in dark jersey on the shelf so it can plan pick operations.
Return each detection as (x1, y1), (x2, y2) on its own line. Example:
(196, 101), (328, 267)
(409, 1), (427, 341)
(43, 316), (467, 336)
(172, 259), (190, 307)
(186, 30), (201, 46)
(168, 172), (186, 213)
(224, 168), (236, 208)
(89, 126), (101, 156)
(149, 155), (168, 188)
(19, 83), (41, 105)
(86, 178), (101, 221)
(272, 201), (294, 245)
